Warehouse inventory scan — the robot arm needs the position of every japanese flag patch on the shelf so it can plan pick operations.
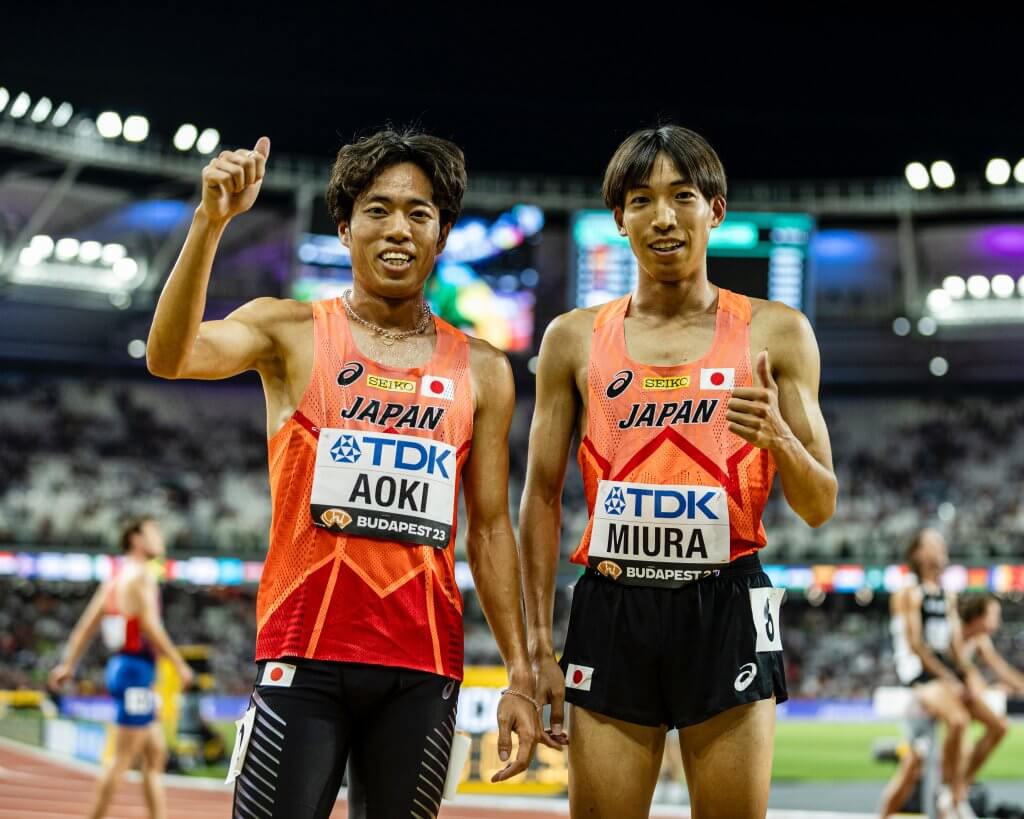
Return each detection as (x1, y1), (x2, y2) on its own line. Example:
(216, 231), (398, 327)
(260, 661), (296, 688)
(565, 663), (594, 691)
(700, 367), (735, 390)
(421, 374), (454, 400)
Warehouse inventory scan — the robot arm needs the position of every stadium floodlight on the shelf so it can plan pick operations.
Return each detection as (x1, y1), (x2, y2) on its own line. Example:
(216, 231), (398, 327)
(122, 115), (149, 143)
(0, 87), (9, 112)
(127, 339), (147, 359)
(930, 161), (955, 190)
(926, 289), (951, 312)
(30, 96), (52, 123)
(18, 247), (41, 266)
(10, 92), (31, 119)
(29, 235), (55, 258)
(991, 274), (1015, 298)
(78, 240), (102, 263)
(891, 317), (911, 336)
(966, 274), (990, 299)
(905, 162), (929, 190)
(96, 111), (123, 139)
(929, 356), (949, 377)
(102, 243), (127, 264)
(55, 237), (80, 260)
(985, 158), (1011, 186)
(173, 123), (198, 151)
(1015, 159), (1024, 184)
(113, 258), (139, 281)
(51, 102), (73, 127)
(942, 275), (966, 299)
(195, 127), (220, 155)
(917, 316), (937, 336)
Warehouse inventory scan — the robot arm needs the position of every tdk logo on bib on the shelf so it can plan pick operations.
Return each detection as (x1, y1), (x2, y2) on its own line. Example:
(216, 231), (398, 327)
(604, 487), (627, 515)
(362, 435), (452, 479)
(330, 434), (362, 464)
(603, 487), (719, 520)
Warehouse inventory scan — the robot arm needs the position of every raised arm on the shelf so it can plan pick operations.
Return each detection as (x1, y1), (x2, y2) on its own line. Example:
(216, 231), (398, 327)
(146, 137), (278, 380)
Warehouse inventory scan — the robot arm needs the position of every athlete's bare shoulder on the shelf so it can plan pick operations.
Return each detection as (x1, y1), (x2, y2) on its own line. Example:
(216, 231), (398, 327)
(540, 306), (599, 364)
(748, 297), (810, 335)
(748, 297), (817, 370)
(467, 335), (514, 410)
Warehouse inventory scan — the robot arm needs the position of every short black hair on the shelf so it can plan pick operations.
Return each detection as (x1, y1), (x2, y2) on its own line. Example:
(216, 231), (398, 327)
(120, 516), (154, 553)
(602, 124), (727, 210)
(905, 530), (926, 576)
(325, 127), (467, 229)
(960, 593), (997, 624)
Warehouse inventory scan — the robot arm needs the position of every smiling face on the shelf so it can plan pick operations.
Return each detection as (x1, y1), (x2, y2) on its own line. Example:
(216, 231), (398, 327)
(614, 152), (725, 285)
(338, 162), (451, 300)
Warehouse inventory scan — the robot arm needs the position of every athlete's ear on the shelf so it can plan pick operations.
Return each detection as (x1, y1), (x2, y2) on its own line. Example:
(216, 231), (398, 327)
(338, 220), (351, 249)
(613, 207), (627, 237)
(709, 196), (727, 230)
(435, 221), (452, 254)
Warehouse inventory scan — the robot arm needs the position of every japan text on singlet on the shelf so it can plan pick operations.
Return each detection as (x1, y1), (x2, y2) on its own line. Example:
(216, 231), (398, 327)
(572, 289), (777, 588)
(257, 299), (473, 679)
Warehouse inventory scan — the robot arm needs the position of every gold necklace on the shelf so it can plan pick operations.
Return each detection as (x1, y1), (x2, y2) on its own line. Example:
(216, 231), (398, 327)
(341, 289), (432, 346)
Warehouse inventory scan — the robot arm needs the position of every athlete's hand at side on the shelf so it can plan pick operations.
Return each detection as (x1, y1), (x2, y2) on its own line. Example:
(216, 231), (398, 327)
(175, 659), (195, 689)
(199, 136), (270, 224)
(491, 690), (541, 782)
(727, 350), (794, 451)
(534, 654), (569, 748)
(48, 663), (73, 690)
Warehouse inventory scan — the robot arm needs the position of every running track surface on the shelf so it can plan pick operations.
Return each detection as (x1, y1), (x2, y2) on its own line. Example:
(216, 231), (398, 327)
(0, 739), (886, 819)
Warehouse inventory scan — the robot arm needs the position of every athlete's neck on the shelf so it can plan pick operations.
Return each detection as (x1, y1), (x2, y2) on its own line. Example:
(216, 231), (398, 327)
(631, 271), (716, 321)
(348, 281), (431, 333)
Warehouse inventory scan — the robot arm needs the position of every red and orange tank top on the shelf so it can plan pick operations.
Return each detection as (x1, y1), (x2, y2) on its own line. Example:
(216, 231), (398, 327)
(572, 289), (777, 587)
(256, 298), (474, 679)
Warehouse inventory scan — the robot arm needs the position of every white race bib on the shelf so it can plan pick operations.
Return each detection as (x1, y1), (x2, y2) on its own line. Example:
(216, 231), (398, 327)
(225, 706), (256, 785)
(123, 687), (156, 716)
(100, 615), (126, 652)
(749, 587), (784, 652)
(311, 429), (456, 548)
(588, 480), (730, 586)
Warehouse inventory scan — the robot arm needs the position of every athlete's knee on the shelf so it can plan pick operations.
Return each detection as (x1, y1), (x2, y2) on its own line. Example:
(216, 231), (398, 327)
(945, 709), (969, 735)
(991, 715), (1009, 741)
(143, 745), (167, 773)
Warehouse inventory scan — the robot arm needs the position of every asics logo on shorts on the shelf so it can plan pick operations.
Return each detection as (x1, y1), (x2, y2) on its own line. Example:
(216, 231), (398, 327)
(734, 662), (757, 692)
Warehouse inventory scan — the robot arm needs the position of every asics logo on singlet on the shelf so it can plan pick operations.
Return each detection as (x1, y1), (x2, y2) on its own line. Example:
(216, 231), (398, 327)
(608, 487), (720, 520)
(605, 369), (634, 399)
(734, 662), (757, 692)
(336, 361), (365, 387)
(604, 487), (627, 515)
(330, 434), (362, 463)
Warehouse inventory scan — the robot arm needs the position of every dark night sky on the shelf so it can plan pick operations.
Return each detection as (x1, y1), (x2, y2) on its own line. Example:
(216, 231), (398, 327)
(3, 5), (1020, 182)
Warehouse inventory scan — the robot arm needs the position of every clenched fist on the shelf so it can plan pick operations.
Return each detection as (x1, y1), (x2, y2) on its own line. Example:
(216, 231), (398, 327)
(199, 136), (270, 223)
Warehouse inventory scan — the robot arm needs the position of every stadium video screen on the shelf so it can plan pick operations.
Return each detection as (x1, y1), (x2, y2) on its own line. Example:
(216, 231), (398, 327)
(291, 205), (544, 352)
(572, 210), (814, 313)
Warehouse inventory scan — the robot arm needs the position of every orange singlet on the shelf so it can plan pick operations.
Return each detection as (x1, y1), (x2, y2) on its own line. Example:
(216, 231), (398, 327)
(572, 289), (777, 587)
(256, 299), (473, 679)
